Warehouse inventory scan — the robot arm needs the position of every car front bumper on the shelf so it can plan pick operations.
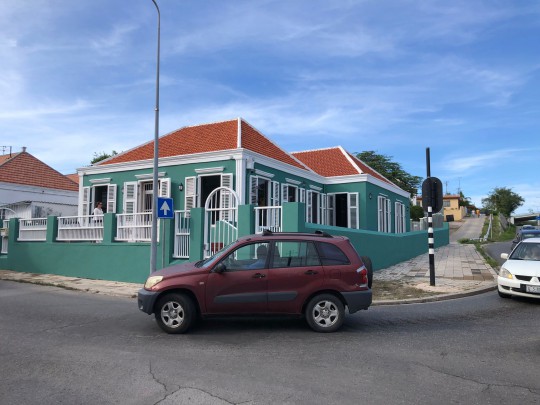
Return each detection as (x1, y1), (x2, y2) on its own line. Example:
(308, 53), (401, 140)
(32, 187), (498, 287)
(137, 288), (160, 314)
(342, 290), (372, 313)
(498, 276), (540, 299)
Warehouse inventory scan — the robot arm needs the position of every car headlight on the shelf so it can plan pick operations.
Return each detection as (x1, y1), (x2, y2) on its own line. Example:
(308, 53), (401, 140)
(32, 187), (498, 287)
(499, 267), (513, 279)
(144, 276), (163, 289)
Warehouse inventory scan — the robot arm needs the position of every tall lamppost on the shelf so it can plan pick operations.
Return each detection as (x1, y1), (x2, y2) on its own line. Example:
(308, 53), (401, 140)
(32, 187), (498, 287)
(150, 0), (160, 273)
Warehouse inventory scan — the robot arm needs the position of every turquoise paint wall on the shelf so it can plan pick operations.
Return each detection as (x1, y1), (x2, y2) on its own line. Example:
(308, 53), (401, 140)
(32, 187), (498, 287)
(0, 202), (448, 282)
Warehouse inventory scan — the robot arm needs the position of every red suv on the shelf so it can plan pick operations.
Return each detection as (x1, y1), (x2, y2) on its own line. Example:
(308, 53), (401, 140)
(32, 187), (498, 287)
(138, 231), (373, 333)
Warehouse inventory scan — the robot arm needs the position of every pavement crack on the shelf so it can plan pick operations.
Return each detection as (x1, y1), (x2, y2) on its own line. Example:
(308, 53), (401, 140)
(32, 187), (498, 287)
(153, 386), (244, 405)
(148, 360), (168, 392)
(417, 362), (540, 396)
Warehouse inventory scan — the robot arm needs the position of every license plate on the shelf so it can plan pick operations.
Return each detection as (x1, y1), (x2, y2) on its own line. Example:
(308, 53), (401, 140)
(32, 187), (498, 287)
(525, 285), (540, 294)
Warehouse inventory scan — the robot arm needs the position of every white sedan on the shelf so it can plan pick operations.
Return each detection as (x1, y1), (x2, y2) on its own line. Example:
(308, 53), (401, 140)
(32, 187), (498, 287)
(498, 237), (540, 299)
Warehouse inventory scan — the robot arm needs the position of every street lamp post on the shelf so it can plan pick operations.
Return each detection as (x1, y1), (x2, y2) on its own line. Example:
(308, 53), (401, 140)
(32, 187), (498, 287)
(150, 0), (160, 274)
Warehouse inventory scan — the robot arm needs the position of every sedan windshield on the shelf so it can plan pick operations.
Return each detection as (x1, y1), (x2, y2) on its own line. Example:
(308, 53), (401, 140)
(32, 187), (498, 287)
(510, 242), (540, 261)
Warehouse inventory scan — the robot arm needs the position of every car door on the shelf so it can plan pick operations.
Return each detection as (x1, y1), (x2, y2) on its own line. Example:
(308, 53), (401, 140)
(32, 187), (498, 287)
(266, 240), (325, 314)
(205, 242), (269, 314)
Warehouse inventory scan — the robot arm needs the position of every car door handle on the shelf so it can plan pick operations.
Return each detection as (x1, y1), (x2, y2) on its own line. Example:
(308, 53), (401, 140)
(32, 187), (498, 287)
(252, 273), (266, 279)
(304, 270), (318, 275)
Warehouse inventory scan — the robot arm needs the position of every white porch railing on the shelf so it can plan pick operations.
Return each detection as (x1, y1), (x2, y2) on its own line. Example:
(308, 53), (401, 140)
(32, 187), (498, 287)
(57, 215), (104, 241)
(18, 218), (48, 241)
(254, 206), (282, 234)
(116, 212), (155, 242)
(173, 210), (190, 258)
(1, 220), (9, 253)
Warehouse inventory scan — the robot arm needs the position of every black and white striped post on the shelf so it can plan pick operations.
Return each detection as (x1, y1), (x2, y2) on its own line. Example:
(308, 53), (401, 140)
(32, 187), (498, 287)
(422, 148), (442, 287)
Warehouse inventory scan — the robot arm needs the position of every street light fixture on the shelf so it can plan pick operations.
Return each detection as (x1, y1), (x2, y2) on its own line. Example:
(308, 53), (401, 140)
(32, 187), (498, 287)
(150, 0), (160, 274)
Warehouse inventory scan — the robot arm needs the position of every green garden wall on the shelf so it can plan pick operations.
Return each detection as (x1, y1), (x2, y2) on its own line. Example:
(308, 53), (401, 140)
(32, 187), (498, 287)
(0, 203), (448, 283)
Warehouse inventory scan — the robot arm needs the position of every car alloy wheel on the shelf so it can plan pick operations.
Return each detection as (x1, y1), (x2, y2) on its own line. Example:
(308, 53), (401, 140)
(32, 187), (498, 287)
(306, 294), (345, 333)
(154, 293), (195, 334)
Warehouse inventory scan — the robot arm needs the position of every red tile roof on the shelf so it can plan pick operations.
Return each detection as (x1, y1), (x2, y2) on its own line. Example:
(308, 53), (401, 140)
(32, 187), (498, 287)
(65, 173), (79, 185)
(99, 119), (308, 170)
(0, 152), (79, 192)
(292, 147), (396, 187)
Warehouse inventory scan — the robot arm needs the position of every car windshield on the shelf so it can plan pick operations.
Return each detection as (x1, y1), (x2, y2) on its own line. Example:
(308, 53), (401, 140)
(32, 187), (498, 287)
(510, 242), (540, 261)
(196, 241), (236, 268)
(522, 232), (540, 239)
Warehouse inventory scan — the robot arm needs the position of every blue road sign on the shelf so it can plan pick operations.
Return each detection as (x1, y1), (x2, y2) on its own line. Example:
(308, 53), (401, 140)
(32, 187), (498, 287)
(157, 197), (174, 219)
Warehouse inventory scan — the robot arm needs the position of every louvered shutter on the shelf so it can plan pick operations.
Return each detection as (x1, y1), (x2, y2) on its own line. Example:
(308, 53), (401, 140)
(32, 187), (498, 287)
(250, 176), (258, 205)
(184, 176), (196, 214)
(107, 184), (117, 213)
(320, 194), (327, 225)
(123, 182), (138, 214)
(327, 194), (335, 226)
(348, 193), (359, 229)
(299, 188), (306, 203)
(159, 178), (171, 198)
(81, 186), (91, 216)
(271, 181), (280, 206)
(281, 184), (288, 203)
(220, 174), (233, 221)
(306, 190), (312, 223)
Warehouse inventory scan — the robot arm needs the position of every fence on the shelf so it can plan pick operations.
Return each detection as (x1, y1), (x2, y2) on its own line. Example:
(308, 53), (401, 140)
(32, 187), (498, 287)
(410, 213), (444, 232)
(254, 206), (282, 233)
(18, 218), (48, 241)
(116, 212), (154, 242)
(57, 215), (103, 241)
(173, 210), (190, 258)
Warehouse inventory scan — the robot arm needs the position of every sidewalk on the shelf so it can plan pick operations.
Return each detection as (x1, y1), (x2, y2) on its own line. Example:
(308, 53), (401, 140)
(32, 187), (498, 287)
(0, 216), (498, 304)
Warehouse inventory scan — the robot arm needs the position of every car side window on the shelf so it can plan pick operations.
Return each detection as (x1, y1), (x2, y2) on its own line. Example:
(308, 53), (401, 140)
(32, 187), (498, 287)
(220, 242), (270, 271)
(271, 241), (321, 268)
(316, 242), (351, 265)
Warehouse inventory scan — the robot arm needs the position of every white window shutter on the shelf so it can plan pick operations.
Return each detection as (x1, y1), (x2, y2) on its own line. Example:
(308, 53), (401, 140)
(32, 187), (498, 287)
(306, 190), (312, 223)
(327, 194), (335, 226)
(321, 194), (327, 225)
(185, 176), (196, 212)
(107, 184), (117, 213)
(220, 174), (233, 221)
(271, 181), (280, 206)
(123, 182), (138, 214)
(299, 188), (306, 203)
(281, 183), (288, 203)
(81, 186), (91, 216)
(159, 178), (171, 198)
(348, 193), (359, 229)
(250, 176), (258, 205)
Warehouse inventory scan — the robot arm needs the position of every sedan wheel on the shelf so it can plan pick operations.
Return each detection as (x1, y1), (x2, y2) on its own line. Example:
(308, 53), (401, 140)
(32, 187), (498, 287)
(154, 293), (195, 334)
(306, 294), (344, 333)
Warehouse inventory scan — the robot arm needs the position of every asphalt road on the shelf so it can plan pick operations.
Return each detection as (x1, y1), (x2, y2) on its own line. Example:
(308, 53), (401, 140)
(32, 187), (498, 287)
(1, 281), (539, 405)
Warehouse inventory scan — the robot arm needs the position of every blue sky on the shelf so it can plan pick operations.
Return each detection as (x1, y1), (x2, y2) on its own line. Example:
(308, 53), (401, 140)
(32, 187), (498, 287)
(1, 0), (539, 214)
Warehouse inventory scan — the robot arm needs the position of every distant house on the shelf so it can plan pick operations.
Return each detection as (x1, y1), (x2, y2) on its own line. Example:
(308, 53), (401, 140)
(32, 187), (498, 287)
(77, 118), (410, 237)
(416, 194), (466, 221)
(0, 148), (79, 219)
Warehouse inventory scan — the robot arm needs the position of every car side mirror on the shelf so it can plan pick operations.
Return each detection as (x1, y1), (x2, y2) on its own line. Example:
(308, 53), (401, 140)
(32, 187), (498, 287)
(500, 253), (509, 260)
(213, 262), (226, 274)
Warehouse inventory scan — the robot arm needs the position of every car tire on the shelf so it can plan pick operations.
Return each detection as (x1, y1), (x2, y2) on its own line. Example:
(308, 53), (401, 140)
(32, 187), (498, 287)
(361, 256), (373, 288)
(305, 294), (344, 333)
(154, 293), (195, 334)
(498, 289), (512, 299)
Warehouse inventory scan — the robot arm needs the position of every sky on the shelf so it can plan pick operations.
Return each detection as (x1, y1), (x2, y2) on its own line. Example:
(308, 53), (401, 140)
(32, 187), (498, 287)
(1, 0), (539, 214)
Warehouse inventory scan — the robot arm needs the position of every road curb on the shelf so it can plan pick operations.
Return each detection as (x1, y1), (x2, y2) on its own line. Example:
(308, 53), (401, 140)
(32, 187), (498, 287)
(372, 284), (497, 306)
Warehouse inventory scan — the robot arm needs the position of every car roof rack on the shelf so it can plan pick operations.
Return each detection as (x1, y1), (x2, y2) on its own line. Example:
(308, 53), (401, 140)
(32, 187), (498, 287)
(261, 229), (333, 238)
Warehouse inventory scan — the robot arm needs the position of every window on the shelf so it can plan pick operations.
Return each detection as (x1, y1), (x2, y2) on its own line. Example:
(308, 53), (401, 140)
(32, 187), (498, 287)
(281, 184), (298, 203)
(271, 241), (320, 268)
(221, 242), (270, 271)
(443, 200), (451, 208)
(316, 242), (350, 265)
(395, 201), (406, 233)
(327, 193), (358, 229)
(378, 195), (392, 232)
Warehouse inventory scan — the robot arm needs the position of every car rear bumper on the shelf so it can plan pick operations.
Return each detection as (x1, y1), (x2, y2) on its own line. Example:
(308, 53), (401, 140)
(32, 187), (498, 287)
(137, 288), (160, 314)
(342, 290), (372, 313)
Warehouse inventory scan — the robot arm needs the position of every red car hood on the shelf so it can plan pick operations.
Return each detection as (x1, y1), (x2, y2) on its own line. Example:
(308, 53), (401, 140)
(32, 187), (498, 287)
(153, 262), (207, 279)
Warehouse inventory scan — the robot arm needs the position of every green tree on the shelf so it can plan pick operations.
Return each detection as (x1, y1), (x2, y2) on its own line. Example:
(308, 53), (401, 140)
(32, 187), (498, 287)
(410, 205), (424, 221)
(481, 187), (524, 217)
(356, 151), (422, 195)
(91, 150), (118, 164)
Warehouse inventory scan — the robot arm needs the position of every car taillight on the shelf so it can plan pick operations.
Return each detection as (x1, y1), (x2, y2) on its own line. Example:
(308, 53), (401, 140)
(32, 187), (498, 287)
(357, 267), (368, 286)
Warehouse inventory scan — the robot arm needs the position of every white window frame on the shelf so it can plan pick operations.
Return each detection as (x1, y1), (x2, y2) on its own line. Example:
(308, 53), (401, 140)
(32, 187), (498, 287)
(395, 201), (406, 233)
(378, 195), (392, 233)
